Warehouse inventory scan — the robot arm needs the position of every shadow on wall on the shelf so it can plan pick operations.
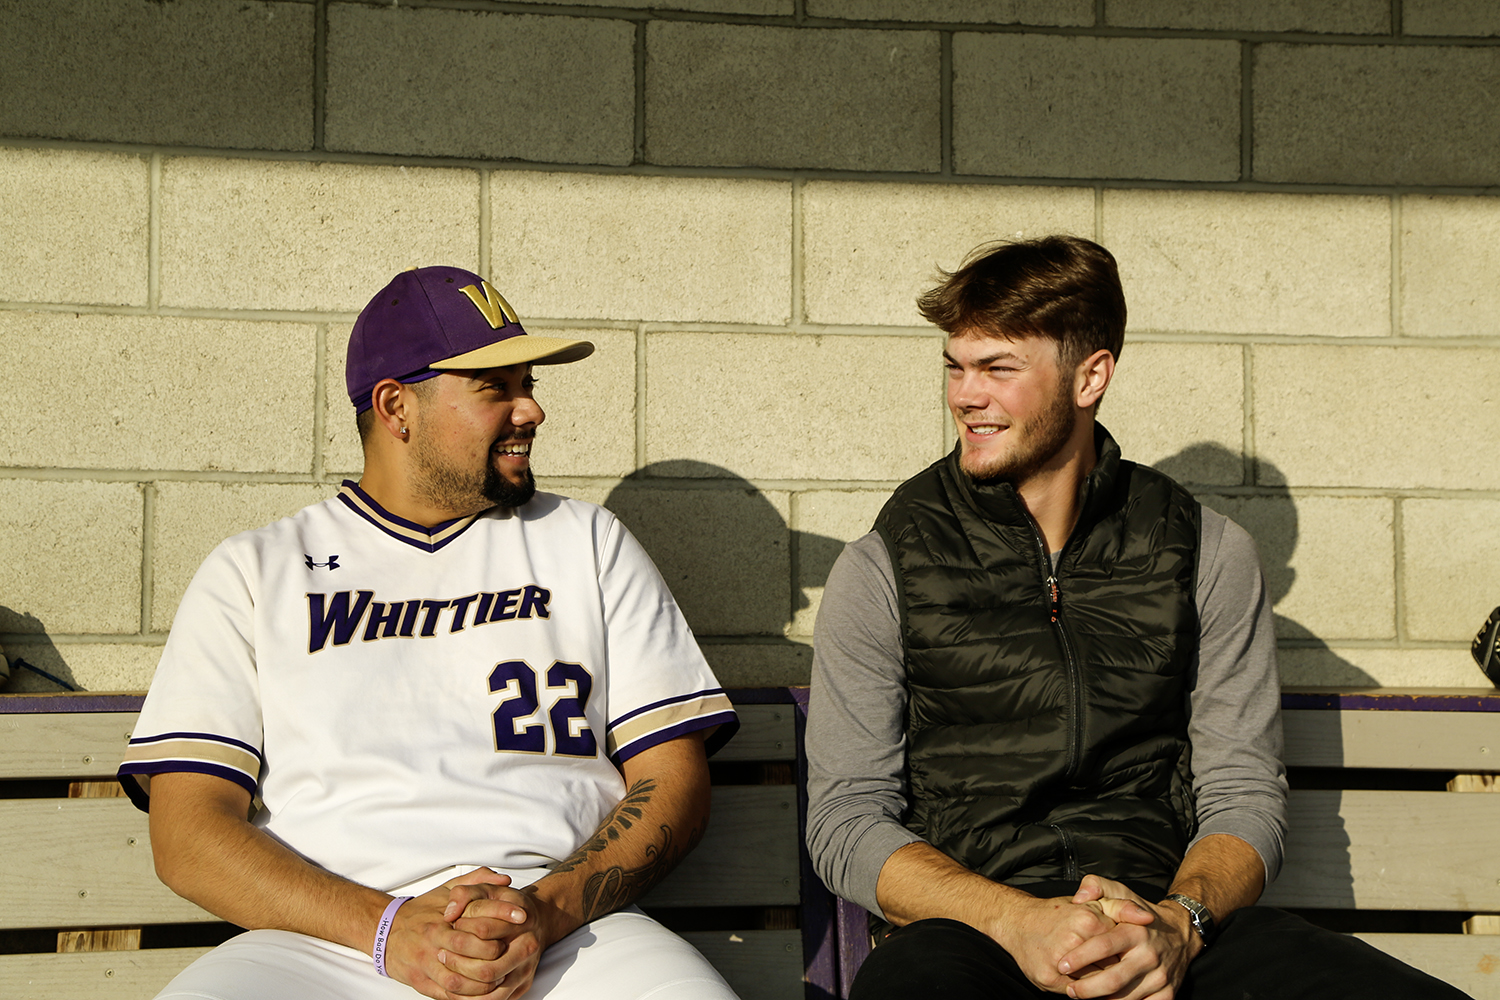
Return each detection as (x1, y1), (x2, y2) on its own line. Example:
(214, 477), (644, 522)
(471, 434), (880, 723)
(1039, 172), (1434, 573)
(0, 607), (75, 693)
(603, 461), (845, 643)
(1151, 443), (1377, 688)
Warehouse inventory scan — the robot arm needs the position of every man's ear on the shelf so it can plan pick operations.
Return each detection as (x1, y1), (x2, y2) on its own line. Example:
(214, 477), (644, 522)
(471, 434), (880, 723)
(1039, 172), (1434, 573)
(370, 379), (411, 441)
(1076, 349), (1116, 409)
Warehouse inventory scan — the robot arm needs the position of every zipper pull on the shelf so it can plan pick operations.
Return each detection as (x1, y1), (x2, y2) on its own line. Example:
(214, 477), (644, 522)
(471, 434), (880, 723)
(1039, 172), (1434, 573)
(1048, 575), (1060, 622)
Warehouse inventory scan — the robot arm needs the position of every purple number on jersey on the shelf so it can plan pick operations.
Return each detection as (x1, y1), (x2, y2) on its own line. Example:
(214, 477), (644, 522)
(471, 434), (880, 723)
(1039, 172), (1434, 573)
(489, 659), (546, 754)
(547, 661), (597, 758)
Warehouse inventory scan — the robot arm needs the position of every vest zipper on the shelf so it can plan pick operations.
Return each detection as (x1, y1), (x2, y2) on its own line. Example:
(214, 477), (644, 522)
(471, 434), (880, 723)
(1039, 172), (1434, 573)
(1051, 823), (1080, 881)
(1028, 519), (1084, 783)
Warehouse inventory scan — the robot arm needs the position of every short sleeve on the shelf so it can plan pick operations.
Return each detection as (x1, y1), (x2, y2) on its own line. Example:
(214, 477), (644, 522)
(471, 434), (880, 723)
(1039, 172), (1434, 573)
(117, 538), (265, 812)
(594, 514), (738, 764)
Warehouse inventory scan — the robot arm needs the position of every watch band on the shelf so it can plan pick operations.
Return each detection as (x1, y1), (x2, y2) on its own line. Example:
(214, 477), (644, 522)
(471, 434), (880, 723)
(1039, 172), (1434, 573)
(1162, 893), (1217, 947)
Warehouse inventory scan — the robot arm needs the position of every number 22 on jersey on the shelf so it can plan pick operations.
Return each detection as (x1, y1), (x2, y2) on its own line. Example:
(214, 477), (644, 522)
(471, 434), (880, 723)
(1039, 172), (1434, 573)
(489, 660), (597, 758)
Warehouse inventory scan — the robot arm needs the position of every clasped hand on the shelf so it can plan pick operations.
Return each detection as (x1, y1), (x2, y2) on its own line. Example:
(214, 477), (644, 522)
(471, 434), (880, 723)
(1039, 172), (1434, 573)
(382, 868), (549, 1000)
(1050, 875), (1202, 1000)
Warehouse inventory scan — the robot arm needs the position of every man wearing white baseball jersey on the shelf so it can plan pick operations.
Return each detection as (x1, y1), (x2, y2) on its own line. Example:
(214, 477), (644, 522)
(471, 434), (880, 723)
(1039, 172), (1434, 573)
(119, 266), (740, 1000)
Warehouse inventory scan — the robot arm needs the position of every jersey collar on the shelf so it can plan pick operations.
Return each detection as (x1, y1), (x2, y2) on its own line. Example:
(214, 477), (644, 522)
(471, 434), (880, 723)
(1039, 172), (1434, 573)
(336, 480), (484, 553)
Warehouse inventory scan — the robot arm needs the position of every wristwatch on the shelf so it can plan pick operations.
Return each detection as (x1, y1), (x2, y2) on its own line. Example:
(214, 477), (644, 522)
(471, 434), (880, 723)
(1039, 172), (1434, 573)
(1162, 893), (1217, 947)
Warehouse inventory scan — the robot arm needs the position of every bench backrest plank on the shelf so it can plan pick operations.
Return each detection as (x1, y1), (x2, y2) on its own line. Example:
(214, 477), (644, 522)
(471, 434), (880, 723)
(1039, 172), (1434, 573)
(1262, 789), (1500, 911)
(0, 713), (136, 780)
(0, 947), (215, 1000)
(1354, 934), (1500, 1000)
(1283, 709), (1500, 770)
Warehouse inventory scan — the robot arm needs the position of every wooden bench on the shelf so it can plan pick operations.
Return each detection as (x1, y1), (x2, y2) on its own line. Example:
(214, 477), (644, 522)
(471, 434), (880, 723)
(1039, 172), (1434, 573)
(0, 688), (837, 1000)
(831, 687), (1500, 999)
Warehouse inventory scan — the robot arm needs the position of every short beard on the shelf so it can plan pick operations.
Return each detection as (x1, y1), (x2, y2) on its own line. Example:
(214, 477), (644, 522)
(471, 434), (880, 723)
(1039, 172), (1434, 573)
(411, 436), (537, 515)
(961, 375), (1077, 487)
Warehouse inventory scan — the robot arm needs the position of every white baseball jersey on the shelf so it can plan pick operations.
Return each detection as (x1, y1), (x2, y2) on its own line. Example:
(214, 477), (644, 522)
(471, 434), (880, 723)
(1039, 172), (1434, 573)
(120, 481), (737, 893)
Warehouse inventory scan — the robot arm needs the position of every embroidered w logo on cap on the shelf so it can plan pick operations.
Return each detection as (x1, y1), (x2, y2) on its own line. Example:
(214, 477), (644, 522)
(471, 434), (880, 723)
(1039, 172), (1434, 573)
(459, 281), (520, 330)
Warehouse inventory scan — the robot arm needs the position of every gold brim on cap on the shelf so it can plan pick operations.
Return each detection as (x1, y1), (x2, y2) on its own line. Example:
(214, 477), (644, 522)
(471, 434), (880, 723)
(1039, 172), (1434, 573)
(431, 336), (595, 370)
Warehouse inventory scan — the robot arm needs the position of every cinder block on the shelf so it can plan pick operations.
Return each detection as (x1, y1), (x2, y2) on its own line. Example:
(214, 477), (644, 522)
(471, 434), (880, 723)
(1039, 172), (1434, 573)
(3, 311), (316, 474)
(700, 641), (813, 687)
(1104, 189), (1390, 337)
(790, 490), (895, 637)
(1201, 495), (1395, 641)
(602, 483), (791, 636)
(1107, 342), (1245, 486)
(1401, 499), (1500, 643)
(1278, 647), (1488, 688)
(645, 22), (939, 172)
(326, 6), (633, 165)
(1106, 0), (1389, 33)
(528, 328), (638, 479)
(1254, 44), (1500, 185)
(802, 181), (1095, 327)
(151, 482), (336, 632)
(0, 0), (312, 150)
(0, 480), (142, 636)
(1252, 345), (1500, 490)
(503, 0), (790, 12)
(645, 333), (943, 482)
(808, 0), (1091, 25)
(3, 642), (163, 694)
(1404, 1), (1500, 37)
(0, 148), (149, 306)
(160, 157), (479, 313)
(1400, 195), (1500, 338)
(953, 34), (1239, 181)
(489, 172), (791, 324)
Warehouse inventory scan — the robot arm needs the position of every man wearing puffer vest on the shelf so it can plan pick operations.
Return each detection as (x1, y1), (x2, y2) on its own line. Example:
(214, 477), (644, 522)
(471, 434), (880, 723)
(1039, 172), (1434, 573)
(805, 236), (1465, 1000)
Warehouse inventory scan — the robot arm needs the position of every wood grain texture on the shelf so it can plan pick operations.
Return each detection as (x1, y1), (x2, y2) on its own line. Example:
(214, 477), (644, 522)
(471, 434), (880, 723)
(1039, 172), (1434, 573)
(56, 929), (140, 953)
(0, 946), (211, 1000)
(715, 704), (796, 762)
(1262, 789), (1500, 910)
(1283, 708), (1500, 770)
(680, 929), (802, 1000)
(0, 712), (137, 779)
(641, 786), (800, 907)
(1357, 933), (1500, 999)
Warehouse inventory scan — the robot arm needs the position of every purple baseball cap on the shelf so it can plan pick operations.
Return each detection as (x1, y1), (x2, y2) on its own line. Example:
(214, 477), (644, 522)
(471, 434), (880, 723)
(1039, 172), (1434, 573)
(346, 266), (593, 412)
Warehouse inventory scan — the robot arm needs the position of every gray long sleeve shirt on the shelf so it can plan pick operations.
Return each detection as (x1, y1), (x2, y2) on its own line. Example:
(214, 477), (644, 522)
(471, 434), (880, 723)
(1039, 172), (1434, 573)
(805, 507), (1288, 918)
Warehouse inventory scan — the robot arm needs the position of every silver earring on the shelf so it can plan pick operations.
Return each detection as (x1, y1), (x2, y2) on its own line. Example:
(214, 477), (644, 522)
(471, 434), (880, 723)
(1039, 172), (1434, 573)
(400, 426), (408, 436)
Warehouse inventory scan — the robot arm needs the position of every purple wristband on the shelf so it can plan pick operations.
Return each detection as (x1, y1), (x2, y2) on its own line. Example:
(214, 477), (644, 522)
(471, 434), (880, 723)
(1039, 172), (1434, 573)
(373, 895), (414, 978)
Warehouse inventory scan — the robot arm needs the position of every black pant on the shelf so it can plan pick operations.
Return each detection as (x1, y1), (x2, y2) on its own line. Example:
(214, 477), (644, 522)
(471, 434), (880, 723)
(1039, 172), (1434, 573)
(849, 892), (1469, 1000)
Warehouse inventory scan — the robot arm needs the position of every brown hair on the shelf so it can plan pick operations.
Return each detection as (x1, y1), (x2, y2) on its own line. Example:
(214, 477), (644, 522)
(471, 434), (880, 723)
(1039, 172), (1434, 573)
(916, 235), (1126, 370)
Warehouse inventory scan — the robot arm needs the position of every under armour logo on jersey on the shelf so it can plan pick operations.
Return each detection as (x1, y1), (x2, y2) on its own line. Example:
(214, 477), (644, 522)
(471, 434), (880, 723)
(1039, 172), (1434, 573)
(305, 555), (340, 570)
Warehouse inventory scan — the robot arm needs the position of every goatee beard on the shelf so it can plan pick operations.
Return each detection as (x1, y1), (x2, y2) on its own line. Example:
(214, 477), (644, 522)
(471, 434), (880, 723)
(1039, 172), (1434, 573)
(483, 463), (537, 509)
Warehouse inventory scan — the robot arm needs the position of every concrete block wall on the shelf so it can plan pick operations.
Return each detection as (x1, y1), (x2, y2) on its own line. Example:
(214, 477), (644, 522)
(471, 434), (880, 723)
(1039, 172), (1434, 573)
(2, 0), (1496, 693)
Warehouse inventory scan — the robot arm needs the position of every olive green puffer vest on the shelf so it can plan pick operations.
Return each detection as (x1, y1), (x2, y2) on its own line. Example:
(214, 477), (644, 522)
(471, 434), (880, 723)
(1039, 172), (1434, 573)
(874, 426), (1200, 889)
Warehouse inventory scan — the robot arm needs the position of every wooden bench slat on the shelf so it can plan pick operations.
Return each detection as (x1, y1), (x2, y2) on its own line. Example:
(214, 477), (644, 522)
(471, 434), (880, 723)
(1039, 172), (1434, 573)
(0, 713), (137, 780)
(1262, 789), (1500, 911)
(0, 946), (214, 1000)
(1, 798), (216, 929)
(643, 786), (800, 907)
(1356, 933), (1500, 1000)
(714, 704), (796, 763)
(679, 930), (803, 1000)
(1284, 709), (1500, 770)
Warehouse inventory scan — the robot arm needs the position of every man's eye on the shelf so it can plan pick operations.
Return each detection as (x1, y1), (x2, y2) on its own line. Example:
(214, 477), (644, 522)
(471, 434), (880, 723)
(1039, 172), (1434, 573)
(523, 377), (539, 389)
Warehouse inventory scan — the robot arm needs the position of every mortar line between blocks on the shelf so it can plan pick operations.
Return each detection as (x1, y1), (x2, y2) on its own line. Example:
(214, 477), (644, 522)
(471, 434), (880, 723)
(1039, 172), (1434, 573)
(148, 153), (161, 310)
(1093, 187), (1104, 242)
(1389, 194), (1402, 337)
(1094, 0), (1106, 28)
(635, 323), (648, 469)
(1392, 0), (1403, 37)
(313, 323), (327, 481)
(1241, 343), (1256, 486)
(140, 482), (156, 636)
(791, 177), (804, 327)
(1392, 497), (1406, 643)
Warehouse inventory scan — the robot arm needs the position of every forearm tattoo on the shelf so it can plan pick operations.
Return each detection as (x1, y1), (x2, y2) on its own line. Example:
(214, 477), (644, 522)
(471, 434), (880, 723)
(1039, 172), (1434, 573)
(550, 777), (702, 923)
